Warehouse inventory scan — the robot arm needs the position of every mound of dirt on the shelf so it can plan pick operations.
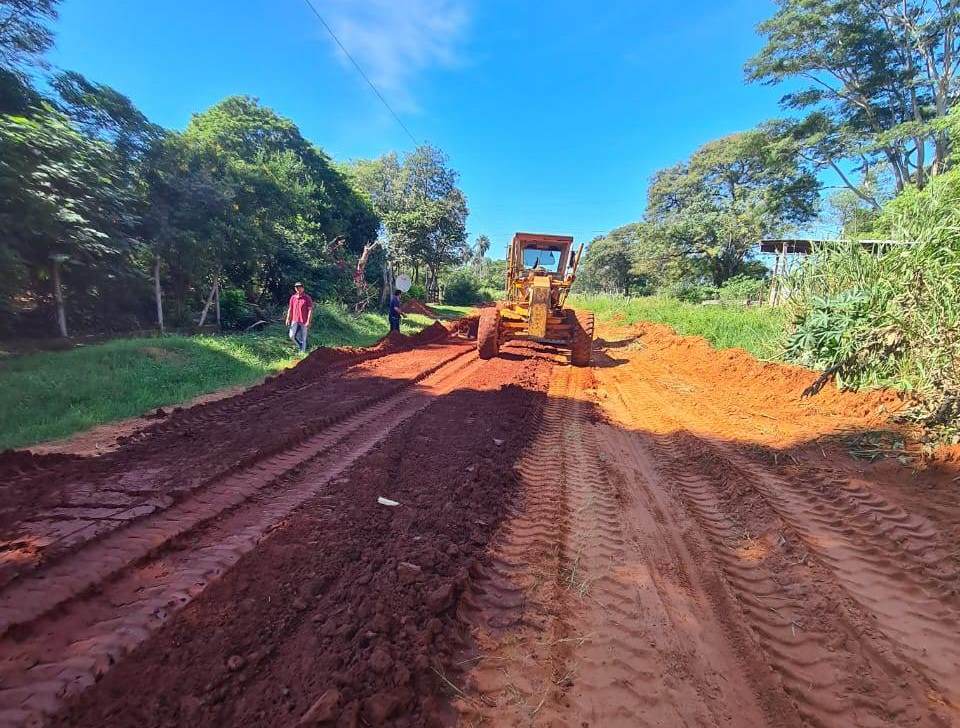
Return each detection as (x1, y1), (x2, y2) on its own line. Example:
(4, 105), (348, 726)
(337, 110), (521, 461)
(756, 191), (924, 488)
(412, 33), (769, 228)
(0, 324), (454, 546)
(446, 315), (479, 339)
(627, 321), (904, 422)
(370, 321), (450, 354)
(401, 299), (438, 317)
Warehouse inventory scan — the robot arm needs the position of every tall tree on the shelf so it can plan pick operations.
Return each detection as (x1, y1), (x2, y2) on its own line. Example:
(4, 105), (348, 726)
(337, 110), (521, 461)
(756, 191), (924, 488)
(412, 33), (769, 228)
(346, 144), (469, 301)
(472, 233), (491, 273)
(747, 0), (960, 196)
(0, 105), (137, 330)
(578, 225), (652, 295)
(0, 0), (58, 71)
(0, 0), (59, 113)
(645, 127), (820, 285)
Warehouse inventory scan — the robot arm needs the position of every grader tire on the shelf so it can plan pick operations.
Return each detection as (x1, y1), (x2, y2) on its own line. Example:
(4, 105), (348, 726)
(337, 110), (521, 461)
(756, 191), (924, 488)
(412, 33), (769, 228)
(568, 309), (594, 367)
(477, 308), (500, 360)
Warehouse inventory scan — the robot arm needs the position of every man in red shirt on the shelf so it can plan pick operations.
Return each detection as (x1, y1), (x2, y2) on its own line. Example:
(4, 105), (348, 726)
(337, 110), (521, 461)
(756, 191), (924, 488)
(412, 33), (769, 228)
(285, 282), (313, 354)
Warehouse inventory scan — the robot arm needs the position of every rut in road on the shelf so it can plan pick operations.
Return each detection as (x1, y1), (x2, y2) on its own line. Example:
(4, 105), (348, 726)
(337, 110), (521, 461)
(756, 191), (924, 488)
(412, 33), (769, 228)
(458, 364), (773, 727)
(47, 343), (554, 728)
(0, 338), (483, 728)
(600, 341), (960, 723)
(459, 332), (958, 727)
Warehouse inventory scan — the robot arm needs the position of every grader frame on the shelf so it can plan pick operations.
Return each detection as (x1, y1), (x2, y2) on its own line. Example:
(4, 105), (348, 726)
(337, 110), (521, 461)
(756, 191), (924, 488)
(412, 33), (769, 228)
(477, 233), (594, 366)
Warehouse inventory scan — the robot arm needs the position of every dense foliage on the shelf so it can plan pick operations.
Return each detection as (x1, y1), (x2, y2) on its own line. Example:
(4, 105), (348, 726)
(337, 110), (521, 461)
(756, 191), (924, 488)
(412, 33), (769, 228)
(0, 0), (470, 337)
(344, 146), (470, 304)
(785, 173), (960, 435)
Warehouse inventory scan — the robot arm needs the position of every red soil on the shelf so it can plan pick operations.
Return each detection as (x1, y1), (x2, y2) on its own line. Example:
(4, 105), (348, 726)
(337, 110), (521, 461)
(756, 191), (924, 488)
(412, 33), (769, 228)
(50, 351), (552, 728)
(1, 316), (958, 728)
(401, 300), (439, 318)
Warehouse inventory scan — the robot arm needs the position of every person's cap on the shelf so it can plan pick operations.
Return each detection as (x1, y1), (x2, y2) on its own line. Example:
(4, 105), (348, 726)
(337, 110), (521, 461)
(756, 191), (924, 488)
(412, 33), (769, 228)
(294, 282), (304, 287)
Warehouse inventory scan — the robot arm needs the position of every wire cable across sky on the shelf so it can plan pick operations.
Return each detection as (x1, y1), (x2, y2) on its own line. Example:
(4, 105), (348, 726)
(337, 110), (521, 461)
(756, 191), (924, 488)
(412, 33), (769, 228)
(300, 0), (419, 147)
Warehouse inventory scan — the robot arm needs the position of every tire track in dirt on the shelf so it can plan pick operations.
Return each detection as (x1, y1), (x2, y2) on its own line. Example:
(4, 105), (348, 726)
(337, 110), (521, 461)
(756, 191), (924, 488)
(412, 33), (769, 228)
(0, 342), (485, 728)
(0, 326), (455, 587)
(604, 346), (960, 711)
(0, 342), (474, 637)
(599, 361), (955, 727)
(47, 341), (551, 728)
(458, 364), (773, 727)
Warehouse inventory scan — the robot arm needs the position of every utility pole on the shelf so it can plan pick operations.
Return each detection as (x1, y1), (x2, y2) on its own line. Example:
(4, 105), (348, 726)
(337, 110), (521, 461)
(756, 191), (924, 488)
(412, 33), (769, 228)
(50, 254), (70, 338)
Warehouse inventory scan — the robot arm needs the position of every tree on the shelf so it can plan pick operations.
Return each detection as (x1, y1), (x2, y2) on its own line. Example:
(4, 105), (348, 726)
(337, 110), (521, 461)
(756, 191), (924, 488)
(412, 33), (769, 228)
(0, 0), (59, 114)
(472, 234), (491, 274)
(346, 144), (469, 302)
(0, 0), (58, 72)
(578, 225), (652, 295)
(747, 0), (960, 196)
(644, 127), (820, 286)
(0, 105), (138, 331)
(52, 71), (163, 163)
(172, 96), (378, 311)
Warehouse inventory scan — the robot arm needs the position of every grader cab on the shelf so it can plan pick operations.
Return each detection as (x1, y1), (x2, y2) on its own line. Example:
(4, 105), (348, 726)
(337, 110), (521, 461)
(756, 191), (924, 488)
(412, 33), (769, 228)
(477, 233), (594, 366)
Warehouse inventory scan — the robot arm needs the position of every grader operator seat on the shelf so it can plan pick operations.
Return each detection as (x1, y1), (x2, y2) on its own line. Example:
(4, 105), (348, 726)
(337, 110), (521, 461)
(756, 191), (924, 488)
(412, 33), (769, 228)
(477, 232), (594, 366)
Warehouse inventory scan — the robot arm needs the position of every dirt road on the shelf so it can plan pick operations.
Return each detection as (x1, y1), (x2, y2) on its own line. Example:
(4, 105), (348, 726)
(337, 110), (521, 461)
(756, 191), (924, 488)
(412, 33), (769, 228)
(1, 320), (958, 727)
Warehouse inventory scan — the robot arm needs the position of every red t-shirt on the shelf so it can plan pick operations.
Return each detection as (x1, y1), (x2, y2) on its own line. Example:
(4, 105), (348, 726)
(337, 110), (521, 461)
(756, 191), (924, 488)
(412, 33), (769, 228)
(288, 293), (313, 324)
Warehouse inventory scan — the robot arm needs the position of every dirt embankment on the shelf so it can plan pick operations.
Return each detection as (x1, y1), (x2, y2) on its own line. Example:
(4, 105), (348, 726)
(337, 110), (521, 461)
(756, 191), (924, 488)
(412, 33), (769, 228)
(0, 323), (457, 585)
(400, 300), (439, 318)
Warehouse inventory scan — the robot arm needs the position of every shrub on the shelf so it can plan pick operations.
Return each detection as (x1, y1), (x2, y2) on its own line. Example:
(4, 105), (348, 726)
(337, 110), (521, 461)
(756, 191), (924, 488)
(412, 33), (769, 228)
(442, 270), (491, 305)
(718, 274), (767, 303)
(660, 281), (719, 303)
(406, 283), (427, 301)
(784, 235), (960, 435)
(218, 287), (259, 330)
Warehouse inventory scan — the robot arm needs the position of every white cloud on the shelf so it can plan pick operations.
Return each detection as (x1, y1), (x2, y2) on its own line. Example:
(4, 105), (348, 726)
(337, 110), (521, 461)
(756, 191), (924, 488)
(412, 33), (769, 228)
(321, 0), (470, 113)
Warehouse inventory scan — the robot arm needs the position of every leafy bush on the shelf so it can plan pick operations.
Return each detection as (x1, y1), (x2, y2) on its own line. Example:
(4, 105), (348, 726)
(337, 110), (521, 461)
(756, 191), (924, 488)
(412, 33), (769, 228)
(660, 281), (719, 303)
(406, 283), (427, 301)
(784, 234), (960, 435)
(718, 274), (767, 303)
(442, 270), (491, 305)
(218, 287), (259, 330)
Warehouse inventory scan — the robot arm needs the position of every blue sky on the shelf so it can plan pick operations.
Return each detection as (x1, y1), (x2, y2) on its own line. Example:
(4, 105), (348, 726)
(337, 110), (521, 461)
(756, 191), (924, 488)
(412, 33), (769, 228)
(49, 0), (796, 256)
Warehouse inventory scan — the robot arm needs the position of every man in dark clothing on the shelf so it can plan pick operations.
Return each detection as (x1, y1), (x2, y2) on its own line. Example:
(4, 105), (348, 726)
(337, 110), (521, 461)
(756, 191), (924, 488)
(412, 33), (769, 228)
(285, 282), (313, 354)
(388, 289), (403, 332)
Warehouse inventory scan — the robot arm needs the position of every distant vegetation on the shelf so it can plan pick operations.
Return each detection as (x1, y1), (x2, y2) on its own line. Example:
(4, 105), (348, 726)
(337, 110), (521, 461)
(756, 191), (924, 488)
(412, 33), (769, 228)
(0, 0), (479, 339)
(571, 294), (787, 360)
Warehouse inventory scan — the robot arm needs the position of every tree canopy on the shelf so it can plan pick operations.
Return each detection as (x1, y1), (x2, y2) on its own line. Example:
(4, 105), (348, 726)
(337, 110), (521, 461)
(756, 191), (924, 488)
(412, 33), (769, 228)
(345, 145), (469, 299)
(747, 0), (960, 198)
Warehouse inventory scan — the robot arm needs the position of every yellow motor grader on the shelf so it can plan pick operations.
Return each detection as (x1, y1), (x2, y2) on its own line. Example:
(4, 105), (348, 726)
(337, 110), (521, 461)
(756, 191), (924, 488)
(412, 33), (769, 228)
(477, 232), (594, 366)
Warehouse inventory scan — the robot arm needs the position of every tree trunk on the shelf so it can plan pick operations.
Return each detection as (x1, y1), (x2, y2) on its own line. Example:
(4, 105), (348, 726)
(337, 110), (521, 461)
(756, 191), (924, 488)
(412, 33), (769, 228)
(51, 259), (68, 338)
(214, 281), (221, 329)
(154, 256), (164, 333)
(355, 241), (379, 286)
(381, 265), (392, 307)
(198, 272), (219, 327)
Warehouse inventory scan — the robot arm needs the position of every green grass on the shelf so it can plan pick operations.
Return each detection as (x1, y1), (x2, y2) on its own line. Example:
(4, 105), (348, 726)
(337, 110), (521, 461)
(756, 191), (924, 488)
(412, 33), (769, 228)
(0, 302), (444, 451)
(571, 293), (787, 359)
(428, 303), (475, 319)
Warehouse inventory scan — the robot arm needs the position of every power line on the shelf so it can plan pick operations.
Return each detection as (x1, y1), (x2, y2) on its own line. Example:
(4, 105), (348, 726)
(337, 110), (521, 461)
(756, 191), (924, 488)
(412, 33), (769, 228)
(301, 0), (419, 147)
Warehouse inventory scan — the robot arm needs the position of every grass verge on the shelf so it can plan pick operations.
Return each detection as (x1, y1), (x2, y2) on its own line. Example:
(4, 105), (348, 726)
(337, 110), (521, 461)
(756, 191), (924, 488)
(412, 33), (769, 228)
(571, 293), (787, 359)
(0, 302), (447, 451)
